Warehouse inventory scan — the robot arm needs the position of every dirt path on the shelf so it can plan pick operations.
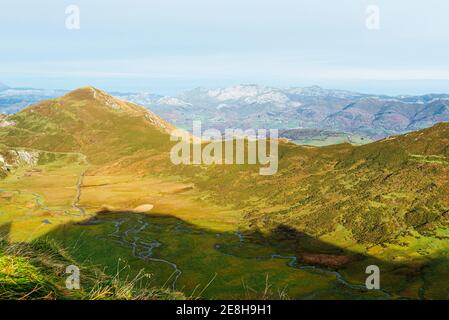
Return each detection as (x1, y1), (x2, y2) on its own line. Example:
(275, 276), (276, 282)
(72, 168), (87, 215)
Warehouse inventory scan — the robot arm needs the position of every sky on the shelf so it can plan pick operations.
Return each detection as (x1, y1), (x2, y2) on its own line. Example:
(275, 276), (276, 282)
(1, 0), (449, 95)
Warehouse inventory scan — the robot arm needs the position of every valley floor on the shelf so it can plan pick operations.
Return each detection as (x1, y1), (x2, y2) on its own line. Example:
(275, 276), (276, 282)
(1, 148), (448, 299)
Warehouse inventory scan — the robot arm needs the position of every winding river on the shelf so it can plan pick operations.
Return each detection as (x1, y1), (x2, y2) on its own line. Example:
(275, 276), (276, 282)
(94, 214), (392, 299)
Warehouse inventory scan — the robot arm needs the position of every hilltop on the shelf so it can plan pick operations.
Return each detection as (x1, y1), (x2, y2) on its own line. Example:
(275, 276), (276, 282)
(0, 87), (177, 165)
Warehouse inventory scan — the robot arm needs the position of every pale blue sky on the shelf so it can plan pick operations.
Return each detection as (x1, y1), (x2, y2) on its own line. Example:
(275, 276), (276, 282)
(1, 0), (449, 95)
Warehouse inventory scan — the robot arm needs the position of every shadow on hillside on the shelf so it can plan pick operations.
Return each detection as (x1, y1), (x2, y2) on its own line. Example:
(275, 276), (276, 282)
(20, 209), (446, 299)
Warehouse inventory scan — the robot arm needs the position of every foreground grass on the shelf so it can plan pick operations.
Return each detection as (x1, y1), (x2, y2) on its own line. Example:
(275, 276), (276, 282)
(0, 238), (185, 300)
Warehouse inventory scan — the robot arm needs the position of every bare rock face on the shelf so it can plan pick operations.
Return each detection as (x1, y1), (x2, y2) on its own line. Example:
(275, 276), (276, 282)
(0, 152), (13, 175)
(14, 150), (39, 166)
(0, 152), (11, 177)
(89, 87), (122, 110)
(0, 116), (16, 128)
(0, 155), (6, 169)
(0, 150), (39, 176)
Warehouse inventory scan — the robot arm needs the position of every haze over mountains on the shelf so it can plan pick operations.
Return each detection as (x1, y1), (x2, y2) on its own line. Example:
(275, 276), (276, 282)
(1, 83), (449, 140)
(0, 84), (65, 114)
(125, 85), (449, 139)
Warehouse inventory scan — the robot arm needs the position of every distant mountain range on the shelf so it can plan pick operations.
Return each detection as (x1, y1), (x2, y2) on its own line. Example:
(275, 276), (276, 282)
(0, 86), (66, 114)
(120, 85), (449, 139)
(1, 83), (449, 139)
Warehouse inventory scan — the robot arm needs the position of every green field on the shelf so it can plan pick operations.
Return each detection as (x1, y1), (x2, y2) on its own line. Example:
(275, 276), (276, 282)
(1, 150), (447, 299)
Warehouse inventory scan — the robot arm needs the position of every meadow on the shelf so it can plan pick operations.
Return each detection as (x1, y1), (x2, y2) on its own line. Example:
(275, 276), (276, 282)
(1, 149), (447, 299)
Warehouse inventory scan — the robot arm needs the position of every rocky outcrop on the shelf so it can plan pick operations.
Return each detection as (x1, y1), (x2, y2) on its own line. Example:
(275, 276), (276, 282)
(0, 149), (39, 177)
(0, 115), (16, 128)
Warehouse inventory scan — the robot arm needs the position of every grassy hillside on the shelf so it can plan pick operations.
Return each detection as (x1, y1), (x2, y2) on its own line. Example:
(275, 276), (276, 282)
(0, 235), (184, 300)
(0, 87), (448, 299)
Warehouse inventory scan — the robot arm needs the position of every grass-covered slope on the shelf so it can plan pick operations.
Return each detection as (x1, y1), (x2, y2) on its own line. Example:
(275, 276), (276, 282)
(0, 236), (185, 300)
(0, 87), (175, 165)
(1, 87), (448, 244)
(0, 87), (448, 299)
(2, 87), (449, 240)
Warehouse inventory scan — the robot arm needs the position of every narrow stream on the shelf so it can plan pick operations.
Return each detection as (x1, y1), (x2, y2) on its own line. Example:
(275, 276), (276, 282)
(0, 188), (84, 217)
(99, 217), (182, 290)
(94, 214), (393, 298)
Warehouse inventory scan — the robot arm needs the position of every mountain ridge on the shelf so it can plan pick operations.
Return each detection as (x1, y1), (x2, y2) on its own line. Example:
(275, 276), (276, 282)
(120, 85), (449, 139)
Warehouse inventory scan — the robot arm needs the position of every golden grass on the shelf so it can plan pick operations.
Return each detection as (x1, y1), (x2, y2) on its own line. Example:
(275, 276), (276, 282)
(80, 174), (242, 232)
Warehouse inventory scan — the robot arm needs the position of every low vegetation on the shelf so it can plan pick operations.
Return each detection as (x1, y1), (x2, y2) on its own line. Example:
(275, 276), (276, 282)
(0, 236), (185, 300)
(0, 87), (448, 299)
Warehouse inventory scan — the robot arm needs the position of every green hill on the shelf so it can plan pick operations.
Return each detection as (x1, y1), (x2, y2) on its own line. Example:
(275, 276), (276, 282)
(0, 87), (448, 299)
